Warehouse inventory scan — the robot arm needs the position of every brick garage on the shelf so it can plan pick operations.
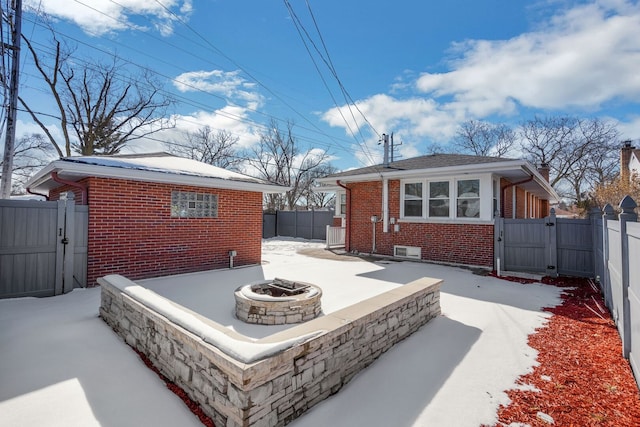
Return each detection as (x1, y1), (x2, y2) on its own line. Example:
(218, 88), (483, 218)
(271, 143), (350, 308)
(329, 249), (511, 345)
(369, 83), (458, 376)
(317, 154), (558, 269)
(27, 153), (286, 286)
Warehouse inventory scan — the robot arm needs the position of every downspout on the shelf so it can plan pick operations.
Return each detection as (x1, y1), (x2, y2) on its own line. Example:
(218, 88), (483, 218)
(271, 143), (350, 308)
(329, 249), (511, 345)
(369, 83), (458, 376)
(26, 187), (50, 200)
(382, 178), (389, 233)
(337, 180), (351, 252)
(51, 171), (87, 205)
(500, 175), (533, 218)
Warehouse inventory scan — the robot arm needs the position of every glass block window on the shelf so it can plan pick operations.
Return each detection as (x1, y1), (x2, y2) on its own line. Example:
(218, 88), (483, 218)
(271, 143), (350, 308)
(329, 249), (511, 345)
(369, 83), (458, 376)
(171, 191), (218, 218)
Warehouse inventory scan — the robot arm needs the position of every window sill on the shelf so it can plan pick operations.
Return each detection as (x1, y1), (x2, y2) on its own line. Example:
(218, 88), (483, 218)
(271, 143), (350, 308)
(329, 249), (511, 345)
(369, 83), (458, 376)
(398, 217), (494, 225)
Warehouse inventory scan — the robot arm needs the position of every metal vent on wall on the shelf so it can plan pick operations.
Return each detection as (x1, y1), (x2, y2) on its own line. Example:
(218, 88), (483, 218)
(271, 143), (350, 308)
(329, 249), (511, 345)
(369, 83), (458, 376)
(394, 245), (421, 259)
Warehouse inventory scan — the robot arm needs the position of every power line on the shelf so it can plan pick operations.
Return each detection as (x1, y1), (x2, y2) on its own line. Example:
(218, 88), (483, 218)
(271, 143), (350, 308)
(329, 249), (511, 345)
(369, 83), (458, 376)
(20, 12), (363, 158)
(19, 1), (381, 169)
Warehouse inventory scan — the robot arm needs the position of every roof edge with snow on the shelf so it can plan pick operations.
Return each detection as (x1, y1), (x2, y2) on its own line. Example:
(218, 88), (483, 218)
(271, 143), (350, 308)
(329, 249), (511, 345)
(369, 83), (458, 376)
(26, 153), (289, 195)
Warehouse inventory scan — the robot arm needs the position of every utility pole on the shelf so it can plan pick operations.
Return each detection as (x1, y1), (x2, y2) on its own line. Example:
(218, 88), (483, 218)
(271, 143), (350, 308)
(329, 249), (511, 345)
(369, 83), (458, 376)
(390, 132), (402, 163)
(381, 133), (389, 167)
(0, 0), (23, 198)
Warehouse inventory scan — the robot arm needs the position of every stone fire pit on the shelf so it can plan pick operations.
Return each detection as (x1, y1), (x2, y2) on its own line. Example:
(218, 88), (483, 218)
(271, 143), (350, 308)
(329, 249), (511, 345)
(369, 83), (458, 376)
(234, 278), (322, 325)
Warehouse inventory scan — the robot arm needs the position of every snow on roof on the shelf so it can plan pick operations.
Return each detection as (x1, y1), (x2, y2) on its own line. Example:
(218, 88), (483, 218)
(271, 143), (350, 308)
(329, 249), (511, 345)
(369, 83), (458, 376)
(27, 152), (289, 194)
(62, 153), (261, 183)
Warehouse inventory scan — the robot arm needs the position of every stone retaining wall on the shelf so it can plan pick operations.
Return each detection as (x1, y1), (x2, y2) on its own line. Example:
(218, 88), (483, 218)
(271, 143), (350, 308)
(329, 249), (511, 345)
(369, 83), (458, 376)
(99, 275), (441, 427)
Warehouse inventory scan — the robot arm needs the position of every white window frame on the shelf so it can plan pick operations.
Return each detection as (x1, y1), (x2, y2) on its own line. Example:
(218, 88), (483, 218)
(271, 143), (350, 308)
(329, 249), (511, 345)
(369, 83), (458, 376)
(455, 179), (481, 219)
(427, 180), (451, 218)
(335, 191), (347, 216)
(400, 175), (491, 221)
(401, 181), (424, 218)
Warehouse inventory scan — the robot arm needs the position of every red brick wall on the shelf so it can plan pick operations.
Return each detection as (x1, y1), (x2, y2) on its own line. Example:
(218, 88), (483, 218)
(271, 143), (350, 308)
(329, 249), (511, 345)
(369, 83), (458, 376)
(515, 186), (526, 219)
(347, 181), (494, 267)
(51, 177), (262, 286)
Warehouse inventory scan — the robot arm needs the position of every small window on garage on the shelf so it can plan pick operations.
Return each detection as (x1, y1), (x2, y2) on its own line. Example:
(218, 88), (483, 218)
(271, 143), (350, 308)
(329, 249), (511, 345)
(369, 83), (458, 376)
(171, 191), (218, 218)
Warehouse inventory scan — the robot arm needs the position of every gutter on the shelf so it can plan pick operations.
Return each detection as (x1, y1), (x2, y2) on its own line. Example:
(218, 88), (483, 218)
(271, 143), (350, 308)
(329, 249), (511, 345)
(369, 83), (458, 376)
(52, 171), (88, 205)
(337, 180), (351, 252)
(500, 175), (534, 218)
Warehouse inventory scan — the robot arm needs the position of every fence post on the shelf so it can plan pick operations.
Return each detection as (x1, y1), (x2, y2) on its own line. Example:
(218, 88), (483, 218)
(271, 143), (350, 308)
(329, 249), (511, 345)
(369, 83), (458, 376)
(311, 208), (315, 240)
(589, 207), (601, 280)
(619, 195), (638, 358)
(494, 212), (504, 275)
(602, 204), (616, 309)
(546, 208), (558, 277)
(55, 199), (66, 296)
(63, 193), (76, 294)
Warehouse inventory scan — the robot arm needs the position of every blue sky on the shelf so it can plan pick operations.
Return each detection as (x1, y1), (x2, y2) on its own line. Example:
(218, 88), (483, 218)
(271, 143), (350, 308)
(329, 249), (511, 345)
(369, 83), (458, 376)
(12, 0), (640, 172)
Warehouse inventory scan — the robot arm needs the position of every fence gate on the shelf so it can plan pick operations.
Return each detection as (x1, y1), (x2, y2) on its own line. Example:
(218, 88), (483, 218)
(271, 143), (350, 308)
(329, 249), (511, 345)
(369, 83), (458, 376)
(0, 196), (87, 299)
(495, 209), (595, 277)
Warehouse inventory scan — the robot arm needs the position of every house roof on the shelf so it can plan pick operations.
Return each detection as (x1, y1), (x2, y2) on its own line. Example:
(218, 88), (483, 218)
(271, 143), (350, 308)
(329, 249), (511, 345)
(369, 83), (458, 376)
(316, 153), (559, 201)
(26, 152), (289, 194)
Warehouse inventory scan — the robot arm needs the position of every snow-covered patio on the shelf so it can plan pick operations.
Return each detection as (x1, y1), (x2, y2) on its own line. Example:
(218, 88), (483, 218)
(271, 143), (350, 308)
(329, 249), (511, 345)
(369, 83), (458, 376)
(0, 238), (563, 426)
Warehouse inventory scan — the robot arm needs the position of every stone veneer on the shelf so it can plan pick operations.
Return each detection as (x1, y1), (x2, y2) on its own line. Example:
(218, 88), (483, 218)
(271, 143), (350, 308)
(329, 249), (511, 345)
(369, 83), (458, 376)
(234, 282), (323, 325)
(99, 275), (441, 427)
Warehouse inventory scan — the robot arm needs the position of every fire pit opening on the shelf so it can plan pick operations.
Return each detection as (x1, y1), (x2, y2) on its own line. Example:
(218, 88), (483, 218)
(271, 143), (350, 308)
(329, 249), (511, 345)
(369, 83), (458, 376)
(235, 278), (322, 325)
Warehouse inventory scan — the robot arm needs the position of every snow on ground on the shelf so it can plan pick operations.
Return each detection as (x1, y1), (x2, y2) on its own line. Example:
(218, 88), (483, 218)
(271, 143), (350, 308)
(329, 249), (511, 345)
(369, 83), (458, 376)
(0, 238), (563, 426)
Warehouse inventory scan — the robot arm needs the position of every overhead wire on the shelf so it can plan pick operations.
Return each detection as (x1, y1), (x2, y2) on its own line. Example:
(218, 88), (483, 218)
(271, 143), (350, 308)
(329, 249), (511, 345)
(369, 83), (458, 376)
(20, 1), (376, 167)
(18, 15), (358, 156)
(149, 0), (375, 166)
(283, 0), (382, 169)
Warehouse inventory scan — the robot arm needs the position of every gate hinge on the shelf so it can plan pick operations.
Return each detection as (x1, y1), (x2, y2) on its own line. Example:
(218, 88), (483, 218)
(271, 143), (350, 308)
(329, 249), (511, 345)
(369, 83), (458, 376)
(547, 265), (556, 270)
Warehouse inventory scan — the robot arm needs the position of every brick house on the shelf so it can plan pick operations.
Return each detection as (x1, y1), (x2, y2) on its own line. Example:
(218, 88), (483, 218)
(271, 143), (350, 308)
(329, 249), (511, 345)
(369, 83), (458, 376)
(621, 141), (640, 181)
(316, 154), (558, 269)
(26, 153), (287, 286)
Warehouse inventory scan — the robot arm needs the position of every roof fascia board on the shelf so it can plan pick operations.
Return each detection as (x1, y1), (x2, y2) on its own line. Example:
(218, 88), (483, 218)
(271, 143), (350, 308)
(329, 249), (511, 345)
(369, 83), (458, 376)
(28, 161), (289, 194)
(317, 159), (530, 184)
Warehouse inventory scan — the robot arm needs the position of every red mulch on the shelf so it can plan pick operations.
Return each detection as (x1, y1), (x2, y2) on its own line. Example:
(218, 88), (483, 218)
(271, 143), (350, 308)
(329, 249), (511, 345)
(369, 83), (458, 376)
(491, 275), (640, 426)
(131, 347), (215, 427)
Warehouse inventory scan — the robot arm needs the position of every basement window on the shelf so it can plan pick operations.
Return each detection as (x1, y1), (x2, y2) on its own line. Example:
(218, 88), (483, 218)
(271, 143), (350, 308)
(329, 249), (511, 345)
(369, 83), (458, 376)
(171, 191), (218, 218)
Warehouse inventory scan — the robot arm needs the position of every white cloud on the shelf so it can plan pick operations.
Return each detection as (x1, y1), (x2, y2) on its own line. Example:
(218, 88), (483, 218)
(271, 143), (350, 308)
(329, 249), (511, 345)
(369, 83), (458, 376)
(416, 1), (640, 116)
(615, 115), (640, 142)
(173, 70), (264, 109)
(322, 0), (640, 160)
(25, 0), (193, 37)
(126, 105), (261, 154)
(322, 94), (460, 164)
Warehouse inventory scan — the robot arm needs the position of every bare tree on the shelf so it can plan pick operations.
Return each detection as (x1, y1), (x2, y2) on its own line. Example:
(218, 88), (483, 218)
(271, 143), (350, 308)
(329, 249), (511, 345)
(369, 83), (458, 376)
(519, 116), (619, 203)
(300, 163), (338, 208)
(452, 120), (516, 157)
(168, 126), (242, 169)
(19, 32), (173, 157)
(249, 119), (329, 210)
(0, 134), (53, 194)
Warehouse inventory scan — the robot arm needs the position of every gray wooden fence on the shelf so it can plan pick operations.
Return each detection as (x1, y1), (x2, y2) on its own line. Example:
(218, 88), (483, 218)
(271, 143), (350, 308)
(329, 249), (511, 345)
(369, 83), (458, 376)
(262, 209), (335, 240)
(494, 209), (595, 277)
(596, 196), (639, 389)
(497, 199), (639, 389)
(0, 194), (87, 298)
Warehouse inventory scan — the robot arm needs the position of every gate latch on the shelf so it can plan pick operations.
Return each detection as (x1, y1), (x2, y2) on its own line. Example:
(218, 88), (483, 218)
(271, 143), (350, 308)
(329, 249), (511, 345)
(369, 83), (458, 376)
(547, 265), (556, 270)
(545, 222), (555, 226)
(61, 237), (69, 245)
